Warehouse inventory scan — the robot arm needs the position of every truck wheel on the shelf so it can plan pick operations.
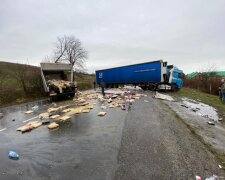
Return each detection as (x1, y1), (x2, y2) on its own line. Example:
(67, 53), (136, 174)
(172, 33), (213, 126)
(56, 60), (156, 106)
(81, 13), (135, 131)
(171, 84), (178, 92)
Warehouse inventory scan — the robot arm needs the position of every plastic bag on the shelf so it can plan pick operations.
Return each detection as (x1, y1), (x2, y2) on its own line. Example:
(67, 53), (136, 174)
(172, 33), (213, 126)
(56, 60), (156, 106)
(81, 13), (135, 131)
(9, 151), (19, 160)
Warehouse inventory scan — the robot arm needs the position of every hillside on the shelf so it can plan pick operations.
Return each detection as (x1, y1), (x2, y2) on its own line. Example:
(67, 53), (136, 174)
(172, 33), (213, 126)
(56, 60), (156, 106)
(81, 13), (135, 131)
(0, 61), (95, 107)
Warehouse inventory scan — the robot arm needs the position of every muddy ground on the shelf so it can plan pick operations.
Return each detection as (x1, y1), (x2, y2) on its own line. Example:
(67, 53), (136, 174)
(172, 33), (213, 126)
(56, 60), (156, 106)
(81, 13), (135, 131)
(165, 98), (225, 157)
(0, 91), (224, 180)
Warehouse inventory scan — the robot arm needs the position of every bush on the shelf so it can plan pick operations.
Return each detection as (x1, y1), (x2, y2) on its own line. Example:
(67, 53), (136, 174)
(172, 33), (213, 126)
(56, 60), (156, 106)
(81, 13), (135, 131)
(184, 76), (222, 95)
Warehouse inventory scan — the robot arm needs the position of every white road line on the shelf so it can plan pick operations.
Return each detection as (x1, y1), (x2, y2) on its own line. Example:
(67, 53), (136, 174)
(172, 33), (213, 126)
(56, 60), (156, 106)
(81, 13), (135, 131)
(0, 128), (7, 132)
(23, 116), (39, 123)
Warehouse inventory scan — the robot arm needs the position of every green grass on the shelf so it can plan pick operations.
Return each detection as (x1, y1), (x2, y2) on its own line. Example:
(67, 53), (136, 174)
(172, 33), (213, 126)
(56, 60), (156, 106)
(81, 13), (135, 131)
(177, 87), (225, 115)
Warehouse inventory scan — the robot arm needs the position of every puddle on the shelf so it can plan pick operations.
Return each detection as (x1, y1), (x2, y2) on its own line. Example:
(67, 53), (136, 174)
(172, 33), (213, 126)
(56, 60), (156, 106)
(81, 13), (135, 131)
(181, 97), (219, 121)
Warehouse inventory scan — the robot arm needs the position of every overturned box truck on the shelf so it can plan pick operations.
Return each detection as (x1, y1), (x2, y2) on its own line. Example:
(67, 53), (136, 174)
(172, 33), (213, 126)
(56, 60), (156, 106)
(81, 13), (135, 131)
(95, 60), (184, 91)
(40, 63), (76, 101)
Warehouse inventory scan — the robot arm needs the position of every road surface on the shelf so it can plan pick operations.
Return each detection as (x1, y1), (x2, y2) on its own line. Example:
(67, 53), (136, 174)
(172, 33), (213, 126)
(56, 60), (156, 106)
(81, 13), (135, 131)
(0, 92), (224, 180)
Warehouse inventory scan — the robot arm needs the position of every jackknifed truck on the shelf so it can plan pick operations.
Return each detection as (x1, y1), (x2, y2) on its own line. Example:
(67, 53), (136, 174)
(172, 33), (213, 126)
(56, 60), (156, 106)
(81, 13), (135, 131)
(40, 62), (76, 101)
(95, 60), (184, 91)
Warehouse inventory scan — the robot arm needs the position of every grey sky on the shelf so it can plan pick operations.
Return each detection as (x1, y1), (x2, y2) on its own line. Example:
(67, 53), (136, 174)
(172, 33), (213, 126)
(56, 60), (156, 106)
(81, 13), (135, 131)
(0, 0), (225, 74)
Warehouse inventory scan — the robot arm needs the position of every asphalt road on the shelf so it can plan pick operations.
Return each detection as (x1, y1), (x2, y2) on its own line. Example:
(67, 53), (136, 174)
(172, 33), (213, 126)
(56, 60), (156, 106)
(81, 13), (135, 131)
(0, 92), (224, 180)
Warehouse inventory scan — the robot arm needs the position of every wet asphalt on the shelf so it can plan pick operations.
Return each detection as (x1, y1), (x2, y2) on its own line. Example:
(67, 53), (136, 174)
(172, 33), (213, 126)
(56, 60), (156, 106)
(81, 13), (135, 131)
(0, 92), (224, 180)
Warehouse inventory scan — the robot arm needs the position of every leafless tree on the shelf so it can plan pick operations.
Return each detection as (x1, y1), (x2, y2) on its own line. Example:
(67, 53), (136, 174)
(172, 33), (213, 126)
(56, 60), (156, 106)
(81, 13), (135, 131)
(54, 35), (88, 71)
(42, 55), (55, 63)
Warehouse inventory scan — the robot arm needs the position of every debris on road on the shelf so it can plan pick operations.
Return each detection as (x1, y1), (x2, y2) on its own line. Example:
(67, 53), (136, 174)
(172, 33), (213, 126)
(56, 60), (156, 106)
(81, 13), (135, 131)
(41, 119), (50, 125)
(17, 121), (42, 132)
(48, 107), (59, 113)
(205, 175), (218, 180)
(153, 92), (174, 101)
(101, 105), (107, 109)
(124, 85), (142, 90)
(181, 98), (219, 121)
(0, 113), (4, 119)
(8, 151), (19, 160)
(48, 122), (59, 129)
(24, 110), (34, 114)
(18, 87), (145, 133)
(181, 104), (189, 108)
(60, 115), (71, 122)
(50, 114), (60, 119)
(98, 112), (107, 116)
(82, 109), (90, 113)
(39, 112), (49, 119)
(31, 105), (39, 111)
(31, 121), (42, 128)
(207, 121), (215, 126)
(62, 108), (72, 113)
(121, 104), (126, 110)
(17, 124), (33, 133)
(195, 175), (202, 180)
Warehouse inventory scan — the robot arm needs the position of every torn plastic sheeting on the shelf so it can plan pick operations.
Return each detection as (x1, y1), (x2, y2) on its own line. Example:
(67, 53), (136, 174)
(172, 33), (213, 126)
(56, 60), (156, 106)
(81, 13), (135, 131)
(153, 92), (174, 101)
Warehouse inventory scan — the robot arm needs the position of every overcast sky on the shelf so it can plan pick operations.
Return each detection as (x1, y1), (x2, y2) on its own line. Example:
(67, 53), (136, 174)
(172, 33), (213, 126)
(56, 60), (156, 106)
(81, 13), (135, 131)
(0, 0), (225, 74)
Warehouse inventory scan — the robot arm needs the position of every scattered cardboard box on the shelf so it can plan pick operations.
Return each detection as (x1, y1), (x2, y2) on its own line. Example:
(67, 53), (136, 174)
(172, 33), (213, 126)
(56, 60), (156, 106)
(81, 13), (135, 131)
(98, 112), (107, 116)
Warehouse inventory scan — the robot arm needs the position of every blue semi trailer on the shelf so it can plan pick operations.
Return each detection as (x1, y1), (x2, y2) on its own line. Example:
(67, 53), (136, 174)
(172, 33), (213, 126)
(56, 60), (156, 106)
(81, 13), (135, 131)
(95, 60), (184, 91)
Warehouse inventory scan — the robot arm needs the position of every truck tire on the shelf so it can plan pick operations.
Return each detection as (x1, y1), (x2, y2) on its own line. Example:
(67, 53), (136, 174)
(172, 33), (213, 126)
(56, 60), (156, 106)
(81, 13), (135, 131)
(171, 84), (178, 92)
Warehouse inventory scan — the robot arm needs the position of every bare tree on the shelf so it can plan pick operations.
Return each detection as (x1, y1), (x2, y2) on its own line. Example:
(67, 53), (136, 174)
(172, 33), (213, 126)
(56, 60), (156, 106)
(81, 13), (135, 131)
(54, 35), (88, 71)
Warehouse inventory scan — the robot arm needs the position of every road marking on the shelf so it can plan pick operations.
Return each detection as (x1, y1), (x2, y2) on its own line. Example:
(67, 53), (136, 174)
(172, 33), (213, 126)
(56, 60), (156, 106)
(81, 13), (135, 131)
(23, 116), (39, 123)
(0, 128), (7, 132)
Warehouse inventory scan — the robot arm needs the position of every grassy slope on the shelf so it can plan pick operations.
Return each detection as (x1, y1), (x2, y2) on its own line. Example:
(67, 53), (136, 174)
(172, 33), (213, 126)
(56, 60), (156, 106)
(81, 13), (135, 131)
(177, 87), (225, 115)
(0, 61), (95, 107)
